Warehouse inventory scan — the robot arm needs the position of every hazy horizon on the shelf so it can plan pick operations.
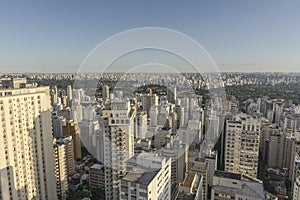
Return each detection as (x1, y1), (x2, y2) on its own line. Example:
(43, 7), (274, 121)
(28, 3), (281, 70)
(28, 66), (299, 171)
(1, 1), (300, 72)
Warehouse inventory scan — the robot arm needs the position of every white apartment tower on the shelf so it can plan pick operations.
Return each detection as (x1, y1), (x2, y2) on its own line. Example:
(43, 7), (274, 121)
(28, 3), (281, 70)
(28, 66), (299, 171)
(225, 114), (261, 178)
(101, 99), (135, 200)
(161, 142), (188, 200)
(150, 106), (158, 127)
(66, 85), (72, 101)
(206, 110), (219, 142)
(134, 111), (147, 140)
(0, 78), (57, 200)
(293, 152), (300, 200)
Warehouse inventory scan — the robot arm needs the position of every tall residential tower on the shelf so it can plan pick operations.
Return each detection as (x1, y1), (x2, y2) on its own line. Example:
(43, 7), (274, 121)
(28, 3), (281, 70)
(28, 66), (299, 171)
(101, 99), (135, 200)
(0, 78), (57, 200)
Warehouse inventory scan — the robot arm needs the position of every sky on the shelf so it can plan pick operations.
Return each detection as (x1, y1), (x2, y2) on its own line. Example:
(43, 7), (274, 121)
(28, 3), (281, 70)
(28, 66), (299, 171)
(0, 0), (300, 73)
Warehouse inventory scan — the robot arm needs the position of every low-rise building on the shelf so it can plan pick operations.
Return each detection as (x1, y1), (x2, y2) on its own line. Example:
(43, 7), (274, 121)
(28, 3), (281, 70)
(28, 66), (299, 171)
(120, 153), (171, 200)
(211, 171), (266, 200)
(89, 164), (105, 189)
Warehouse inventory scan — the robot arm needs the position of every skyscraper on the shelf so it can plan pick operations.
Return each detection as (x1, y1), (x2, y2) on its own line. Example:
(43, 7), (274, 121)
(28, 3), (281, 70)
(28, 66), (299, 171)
(292, 152), (300, 200)
(161, 142), (188, 200)
(50, 85), (58, 106)
(167, 86), (176, 104)
(102, 85), (109, 102)
(224, 114), (261, 178)
(66, 85), (72, 107)
(134, 111), (147, 140)
(52, 114), (66, 138)
(62, 120), (82, 159)
(54, 137), (74, 200)
(67, 85), (72, 101)
(0, 78), (57, 200)
(101, 99), (135, 200)
(54, 136), (75, 177)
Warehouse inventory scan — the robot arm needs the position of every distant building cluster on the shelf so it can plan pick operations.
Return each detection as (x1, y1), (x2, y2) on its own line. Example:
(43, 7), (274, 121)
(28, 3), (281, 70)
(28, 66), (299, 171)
(1, 74), (300, 200)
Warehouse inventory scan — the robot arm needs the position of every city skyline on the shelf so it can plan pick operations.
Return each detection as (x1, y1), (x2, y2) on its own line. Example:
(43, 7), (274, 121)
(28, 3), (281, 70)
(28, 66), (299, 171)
(1, 73), (300, 199)
(2, 1), (300, 199)
(1, 1), (300, 73)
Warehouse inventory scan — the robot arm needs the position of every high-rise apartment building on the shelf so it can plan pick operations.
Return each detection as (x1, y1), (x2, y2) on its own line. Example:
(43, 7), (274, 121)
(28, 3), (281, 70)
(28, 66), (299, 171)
(62, 120), (81, 159)
(206, 110), (220, 143)
(54, 136), (74, 200)
(54, 136), (75, 176)
(67, 85), (72, 101)
(150, 106), (158, 127)
(167, 86), (176, 104)
(0, 78), (57, 200)
(50, 85), (58, 106)
(292, 152), (300, 200)
(102, 85), (109, 102)
(161, 142), (188, 200)
(262, 127), (300, 181)
(134, 111), (147, 140)
(101, 99), (135, 200)
(190, 159), (208, 200)
(239, 130), (260, 178)
(52, 113), (66, 138)
(224, 114), (261, 178)
(141, 94), (158, 116)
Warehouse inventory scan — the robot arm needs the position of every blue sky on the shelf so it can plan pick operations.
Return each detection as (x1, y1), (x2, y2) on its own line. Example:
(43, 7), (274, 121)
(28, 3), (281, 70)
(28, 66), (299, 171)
(0, 0), (299, 73)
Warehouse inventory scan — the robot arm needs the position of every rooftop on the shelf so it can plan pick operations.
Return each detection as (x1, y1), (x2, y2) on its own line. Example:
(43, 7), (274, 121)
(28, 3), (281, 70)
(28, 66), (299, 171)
(136, 152), (165, 168)
(0, 78), (35, 89)
(182, 172), (196, 188)
(212, 180), (265, 199)
(215, 170), (241, 180)
(213, 171), (265, 199)
(0, 78), (48, 97)
(90, 164), (103, 171)
(122, 167), (159, 186)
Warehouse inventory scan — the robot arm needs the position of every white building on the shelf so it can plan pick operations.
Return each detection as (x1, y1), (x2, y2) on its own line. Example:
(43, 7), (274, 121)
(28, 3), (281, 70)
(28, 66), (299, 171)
(101, 99), (135, 200)
(121, 153), (171, 200)
(225, 114), (261, 178)
(135, 111), (147, 140)
(157, 104), (169, 126)
(0, 78), (57, 200)
(161, 142), (188, 200)
(79, 120), (100, 150)
(67, 85), (72, 105)
(292, 153), (300, 200)
(82, 105), (96, 121)
(206, 110), (220, 143)
(72, 88), (85, 103)
(150, 106), (158, 127)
